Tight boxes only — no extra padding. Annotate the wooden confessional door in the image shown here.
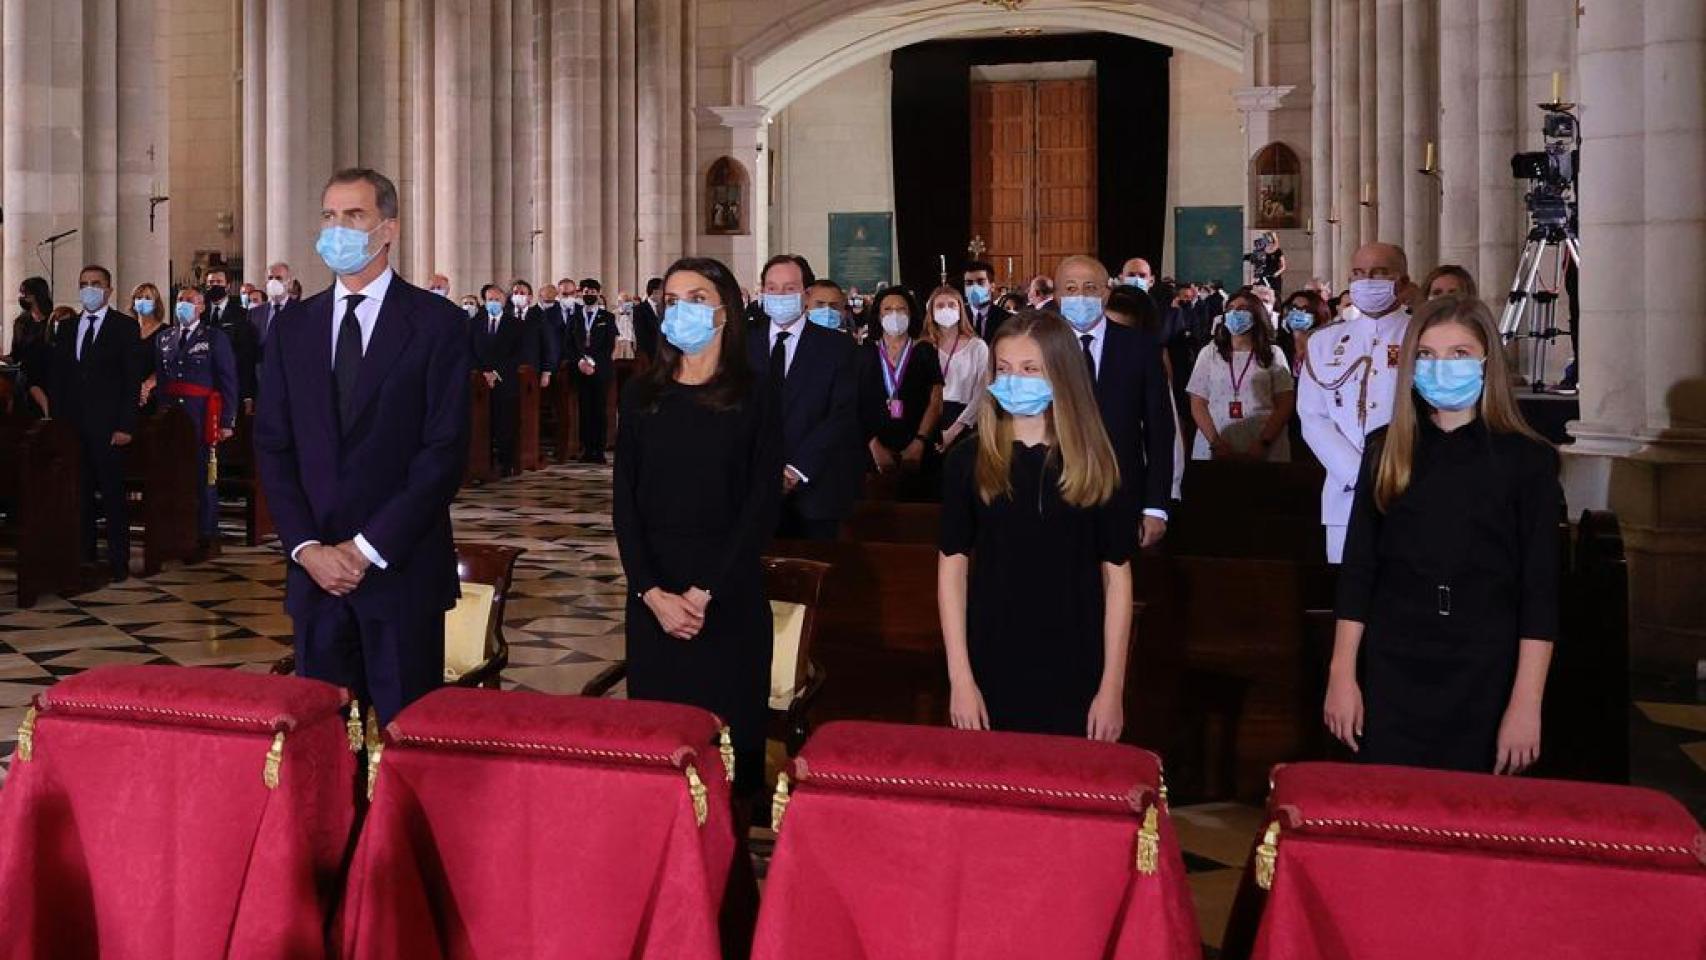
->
[970,78,1098,287]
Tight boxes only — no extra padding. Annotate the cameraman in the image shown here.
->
[1244,231,1288,296]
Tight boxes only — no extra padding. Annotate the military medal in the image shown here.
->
[1387,344,1400,368]
[879,340,914,421]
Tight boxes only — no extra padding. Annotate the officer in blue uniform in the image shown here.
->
[157,286,239,551]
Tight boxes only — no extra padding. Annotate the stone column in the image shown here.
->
[1331,0,1360,277]
[1475,0,1519,311]
[266,0,336,290]
[1310,0,1333,283]
[1401,0,1437,274]
[114,0,169,293]
[242,0,267,279]
[530,0,553,283]
[615,0,639,290]
[432,0,470,288]
[1357,0,1377,241]
[1373,0,1404,241]
[409,0,438,284]
[1436,0,1478,268]
[3,0,88,309]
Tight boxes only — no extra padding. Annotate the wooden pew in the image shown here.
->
[1170,459,1327,561]
[464,370,494,486]
[0,417,83,607]
[217,408,275,546]
[550,362,579,464]
[517,365,542,471]
[126,408,199,575]
[839,500,941,545]
[1536,512,1630,784]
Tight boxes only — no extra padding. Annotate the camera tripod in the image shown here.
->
[1499,223,1580,392]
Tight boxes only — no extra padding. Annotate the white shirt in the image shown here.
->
[290,267,396,571]
[768,318,804,376]
[1185,344,1294,462]
[76,305,111,359]
[935,332,989,427]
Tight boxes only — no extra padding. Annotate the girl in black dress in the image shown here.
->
[938,310,1135,739]
[857,285,943,498]
[1326,295,1560,774]
[614,257,780,797]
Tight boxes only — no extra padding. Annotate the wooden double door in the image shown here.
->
[970,78,1098,287]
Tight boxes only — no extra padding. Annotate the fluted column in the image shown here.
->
[1436,0,1478,268]
[242,0,267,279]
[1401,0,1437,273]
[1310,0,1333,283]
[1475,0,1519,308]
[1373,0,1403,241]
[1357,0,1377,241]
[1331,0,1360,277]
[432,0,470,288]
[3,0,87,310]
[113,0,169,295]
[615,0,639,289]
[265,0,336,290]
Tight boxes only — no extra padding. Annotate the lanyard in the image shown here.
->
[1227,350,1257,398]
[880,340,914,400]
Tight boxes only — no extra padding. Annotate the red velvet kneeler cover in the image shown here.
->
[751,721,1201,960]
[336,687,735,960]
[1239,762,1706,960]
[0,664,358,959]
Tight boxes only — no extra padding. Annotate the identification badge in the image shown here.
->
[1228,400,1244,419]
[888,398,904,419]
[1387,344,1400,368]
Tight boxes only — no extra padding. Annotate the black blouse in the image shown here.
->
[857,338,943,452]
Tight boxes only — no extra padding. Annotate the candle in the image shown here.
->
[1551,70,1562,103]
[1362,182,1372,204]
[939,253,946,276]
[1006,256,1014,277]
[1306,216,1314,233]
[1424,140,1435,171]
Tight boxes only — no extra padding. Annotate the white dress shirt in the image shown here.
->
[75,304,111,359]
[290,268,396,571]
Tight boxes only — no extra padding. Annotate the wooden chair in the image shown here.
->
[217,408,276,546]
[272,542,524,689]
[126,408,199,575]
[581,557,834,757]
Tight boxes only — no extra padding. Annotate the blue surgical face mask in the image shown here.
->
[1059,295,1103,332]
[964,283,991,308]
[1413,356,1486,412]
[134,298,156,317]
[762,292,803,326]
[662,300,722,355]
[78,286,106,313]
[1223,309,1255,336]
[988,374,1054,417]
[484,300,503,319]
[1122,275,1152,292]
[807,306,842,330]
[174,301,197,324]
[239,293,253,310]
[1284,308,1313,332]
[315,222,386,276]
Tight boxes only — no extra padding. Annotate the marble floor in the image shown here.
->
[0,462,1701,956]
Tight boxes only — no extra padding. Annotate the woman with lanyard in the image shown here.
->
[920,284,988,453]
[857,284,943,496]
[1185,288,1295,462]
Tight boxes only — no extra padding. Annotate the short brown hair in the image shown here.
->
[324,168,399,219]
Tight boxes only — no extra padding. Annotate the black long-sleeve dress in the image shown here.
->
[1336,408,1561,772]
[614,375,781,796]
[939,440,1137,736]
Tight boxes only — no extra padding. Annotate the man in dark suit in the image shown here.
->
[255,167,470,725]
[530,281,566,389]
[569,277,617,464]
[204,267,260,410]
[470,283,533,475]
[50,264,142,580]
[748,255,861,540]
[632,276,663,362]
[962,259,1012,342]
[249,261,294,389]
[1053,255,1175,549]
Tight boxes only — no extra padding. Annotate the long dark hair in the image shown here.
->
[18,276,52,319]
[633,257,753,411]
[1213,288,1278,368]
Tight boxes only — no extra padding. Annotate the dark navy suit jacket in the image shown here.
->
[747,320,861,522]
[1095,319,1176,513]
[255,271,471,622]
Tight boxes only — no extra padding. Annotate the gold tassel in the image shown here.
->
[364,712,381,754]
[718,727,736,782]
[1135,805,1160,875]
[364,713,383,801]
[685,764,708,827]
[346,701,363,753]
[207,447,218,486]
[771,772,792,833]
[263,731,285,789]
[1255,820,1281,890]
[16,706,37,763]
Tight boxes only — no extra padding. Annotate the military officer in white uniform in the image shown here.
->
[1297,242,1414,563]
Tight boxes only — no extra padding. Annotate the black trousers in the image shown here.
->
[77,428,129,575]
[578,370,611,456]
[491,382,520,471]
[293,598,445,726]
[777,498,841,541]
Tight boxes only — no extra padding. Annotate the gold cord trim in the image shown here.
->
[391,732,687,769]
[365,713,383,801]
[44,697,277,730]
[16,706,37,762]
[718,726,736,782]
[262,731,285,789]
[1255,821,1280,890]
[686,764,708,827]
[1295,816,1695,858]
[346,701,363,753]
[806,769,1136,806]
[1135,805,1160,875]
[772,772,792,833]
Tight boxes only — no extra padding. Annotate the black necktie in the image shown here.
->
[335,295,365,427]
[771,331,791,388]
[209,304,221,327]
[1082,334,1096,382]
[80,318,96,362]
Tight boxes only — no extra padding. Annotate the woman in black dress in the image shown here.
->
[857,285,943,499]
[614,257,780,798]
[129,282,167,414]
[11,276,54,418]
[938,310,1135,739]
[1326,295,1560,774]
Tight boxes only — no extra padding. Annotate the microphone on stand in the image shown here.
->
[39,228,79,246]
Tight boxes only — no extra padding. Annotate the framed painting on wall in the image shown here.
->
[706,156,749,236]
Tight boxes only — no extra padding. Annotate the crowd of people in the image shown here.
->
[0,166,1563,795]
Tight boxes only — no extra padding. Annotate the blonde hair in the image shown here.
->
[921,285,976,346]
[1374,295,1547,511]
[130,283,164,321]
[974,310,1120,509]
